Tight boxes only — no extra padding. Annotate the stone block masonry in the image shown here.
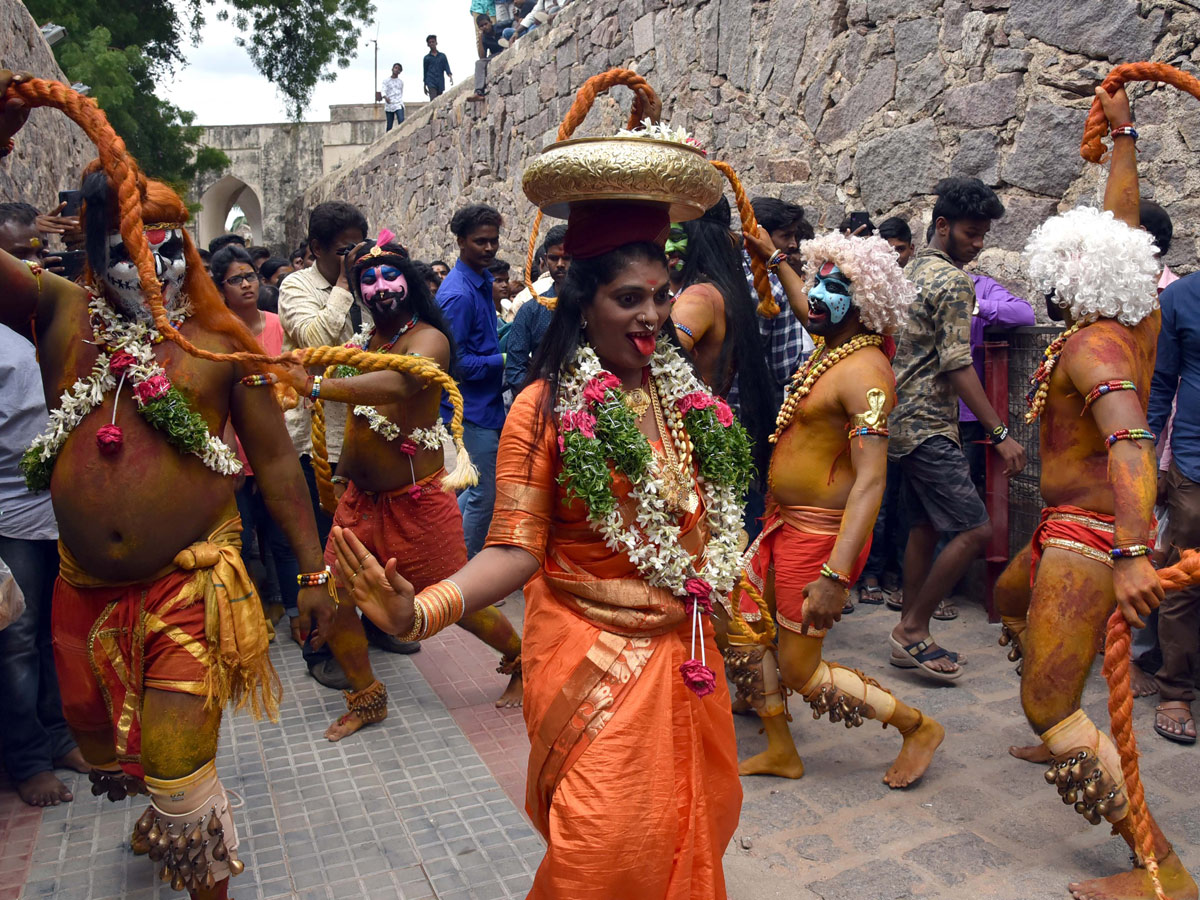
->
[288,0,1200,294]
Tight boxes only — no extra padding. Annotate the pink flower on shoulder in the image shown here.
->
[677,391,715,416]
[713,399,734,428]
[560,409,597,439]
[132,374,171,405]
[583,374,619,406]
[679,659,717,698]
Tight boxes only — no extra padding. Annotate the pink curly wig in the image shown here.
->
[800,232,918,335]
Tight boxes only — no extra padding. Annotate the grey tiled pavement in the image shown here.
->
[20,635,543,900]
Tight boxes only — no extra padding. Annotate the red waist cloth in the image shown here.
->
[324,468,467,592]
[738,503,870,637]
[1030,504,1156,586]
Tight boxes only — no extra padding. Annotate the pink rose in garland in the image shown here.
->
[582,372,621,406]
[560,409,597,439]
[683,576,714,614]
[677,391,716,416]
[95,424,124,456]
[399,438,418,457]
[108,351,137,377]
[713,398,734,428]
[133,374,171,405]
[679,659,717,698]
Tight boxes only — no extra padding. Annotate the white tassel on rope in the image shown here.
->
[442,435,479,490]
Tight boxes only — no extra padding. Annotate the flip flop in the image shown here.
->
[885,589,904,611]
[858,585,886,605]
[842,597,855,615]
[933,599,958,621]
[888,636,962,683]
[1154,702,1197,745]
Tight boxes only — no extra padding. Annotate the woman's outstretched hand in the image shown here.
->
[330,525,417,636]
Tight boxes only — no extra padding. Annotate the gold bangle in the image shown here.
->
[396,599,426,642]
[407,579,465,641]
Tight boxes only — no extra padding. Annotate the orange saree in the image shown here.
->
[486,383,742,900]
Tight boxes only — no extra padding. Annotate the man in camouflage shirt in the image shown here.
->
[888,177,1027,683]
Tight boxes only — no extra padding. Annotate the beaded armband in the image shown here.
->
[1083,380,1137,412]
[297,567,332,587]
[1104,428,1155,449]
[820,563,852,588]
[848,425,888,440]
[1110,125,1139,141]
[309,375,323,399]
[1110,544,1152,560]
[239,374,274,387]
[675,322,694,339]
[397,579,465,642]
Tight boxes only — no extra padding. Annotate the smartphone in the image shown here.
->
[847,211,874,235]
[57,250,87,279]
[59,190,83,217]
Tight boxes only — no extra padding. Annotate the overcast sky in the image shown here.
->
[161,4,477,125]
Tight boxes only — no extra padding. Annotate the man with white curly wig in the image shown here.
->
[723,227,945,788]
[990,86,1195,900]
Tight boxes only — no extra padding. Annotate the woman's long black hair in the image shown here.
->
[526,241,689,438]
[677,196,774,479]
[348,241,459,375]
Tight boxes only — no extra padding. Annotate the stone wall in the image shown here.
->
[0,0,96,212]
[288,0,1200,292]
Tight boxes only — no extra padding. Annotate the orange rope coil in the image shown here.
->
[3,76,476,501]
[524,68,659,308]
[710,160,775,317]
[1081,62,1200,163]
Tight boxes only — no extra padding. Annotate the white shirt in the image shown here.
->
[382,76,405,112]
[277,265,372,462]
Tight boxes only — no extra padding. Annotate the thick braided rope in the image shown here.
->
[1102,611,1167,900]
[301,347,479,509]
[726,573,776,645]
[710,160,775,317]
[1082,62,1200,162]
[525,68,659,308]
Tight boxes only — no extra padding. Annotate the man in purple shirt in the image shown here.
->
[959,274,1036,491]
[438,204,506,556]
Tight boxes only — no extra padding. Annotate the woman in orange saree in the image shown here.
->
[331,189,748,897]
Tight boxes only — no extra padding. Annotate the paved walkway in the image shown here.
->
[2,594,1198,900]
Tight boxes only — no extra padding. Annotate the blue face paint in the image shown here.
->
[808,262,853,325]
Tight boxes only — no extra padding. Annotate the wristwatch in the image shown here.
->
[987,423,1010,445]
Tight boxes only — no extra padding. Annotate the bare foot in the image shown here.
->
[1068,850,1197,899]
[17,770,73,807]
[1009,742,1053,764]
[1131,663,1158,698]
[325,708,386,742]
[54,747,91,774]
[495,673,524,708]
[884,716,945,788]
[738,746,805,779]
[730,697,757,717]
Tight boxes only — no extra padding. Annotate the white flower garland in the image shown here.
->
[616,118,705,153]
[24,296,242,479]
[343,326,449,446]
[554,338,744,606]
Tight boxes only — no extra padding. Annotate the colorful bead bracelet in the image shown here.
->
[297,567,332,587]
[1105,428,1155,449]
[1110,544,1152,560]
[820,563,852,587]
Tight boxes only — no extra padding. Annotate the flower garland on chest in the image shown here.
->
[20,294,242,492]
[555,336,753,696]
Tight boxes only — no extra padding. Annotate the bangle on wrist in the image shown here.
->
[765,249,788,271]
[309,374,323,400]
[397,579,465,641]
[1110,543,1151,561]
[820,562,852,588]
[1110,124,1139,141]
[297,566,332,587]
[988,424,1009,445]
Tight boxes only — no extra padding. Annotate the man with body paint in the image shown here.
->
[724,227,945,787]
[279,240,525,713]
[991,87,1196,900]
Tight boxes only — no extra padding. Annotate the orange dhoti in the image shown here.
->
[487,385,742,900]
[323,469,468,592]
[738,503,871,636]
[51,516,279,779]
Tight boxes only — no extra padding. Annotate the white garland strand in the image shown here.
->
[25,296,242,478]
[342,328,450,448]
[555,337,744,611]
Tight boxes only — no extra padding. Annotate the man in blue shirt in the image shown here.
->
[504,224,570,396]
[423,35,453,100]
[439,204,505,557]
[1148,271,1200,743]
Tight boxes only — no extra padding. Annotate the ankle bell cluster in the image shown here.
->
[135,802,244,892]
[1043,749,1129,826]
[88,768,147,802]
[722,644,768,707]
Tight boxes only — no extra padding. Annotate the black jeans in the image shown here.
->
[385,108,405,130]
[0,536,76,781]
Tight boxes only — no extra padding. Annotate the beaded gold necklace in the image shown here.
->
[1024,318,1092,423]
[770,333,885,443]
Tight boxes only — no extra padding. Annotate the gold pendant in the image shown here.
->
[624,388,651,418]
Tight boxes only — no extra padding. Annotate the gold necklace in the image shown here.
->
[771,333,885,443]
[649,378,699,515]
[624,386,651,418]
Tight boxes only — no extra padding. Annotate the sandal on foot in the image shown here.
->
[885,590,904,611]
[858,584,885,605]
[1154,702,1196,744]
[888,636,962,683]
[842,596,855,615]
[932,599,958,621]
